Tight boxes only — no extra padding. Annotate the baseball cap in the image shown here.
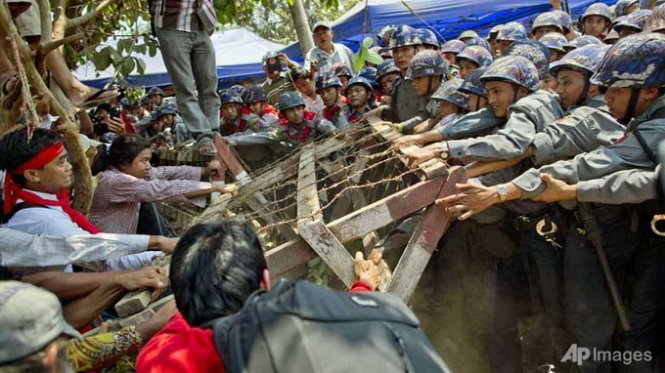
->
[312,21,332,32]
[0,281,81,364]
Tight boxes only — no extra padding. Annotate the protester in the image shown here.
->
[289,66,325,115]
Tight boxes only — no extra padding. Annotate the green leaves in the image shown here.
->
[353,37,383,71]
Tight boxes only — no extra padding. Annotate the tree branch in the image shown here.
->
[37,32,84,55]
[67,0,114,29]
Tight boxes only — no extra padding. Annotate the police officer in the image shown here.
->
[580,2,614,38]
[456,45,493,79]
[345,76,376,124]
[219,90,246,136]
[155,102,191,144]
[540,32,569,62]
[441,33,665,372]
[532,11,567,40]
[495,22,529,56]
[419,79,468,132]
[147,86,165,108]
[316,72,351,129]
[241,85,281,130]
[440,39,466,66]
[376,59,401,105]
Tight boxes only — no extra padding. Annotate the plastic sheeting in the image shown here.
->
[76,28,284,88]
[80,1,618,89]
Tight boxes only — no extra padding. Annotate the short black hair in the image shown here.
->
[91,134,150,175]
[0,127,62,185]
[169,219,267,326]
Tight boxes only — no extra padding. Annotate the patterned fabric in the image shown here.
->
[565,35,602,50]
[376,59,400,79]
[481,55,541,92]
[416,28,440,48]
[220,91,243,106]
[242,86,268,104]
[614,0,639,17]
[261,75,295,106]
[614,9,653,31]
[149,0,217,33]
[65,326,143,372]
[358,67,378,87]
[504,39,550,79]
[457,46,493,68]
[345,76,374,96]
[278,91,306,111]
[540,32,569,53]
[590,33,665,88]
[487,24,503,39]
[405,50,448,79]
[459,67,489,97]
[463,36,492,53]
[582,2,614,23]
[89,166,205,234]
[646,7,665,32]
[431,79,468,109]
[389,25,421,49]
[551,10,574,33]
[496,22,528,42]
[550,44,611,76]
[532,12,565,34]
[315,72,342,91]
[440,39,466,54]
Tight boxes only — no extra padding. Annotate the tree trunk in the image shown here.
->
[288,0,314,57]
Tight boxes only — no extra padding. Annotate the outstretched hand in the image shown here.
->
[436,182,499,220]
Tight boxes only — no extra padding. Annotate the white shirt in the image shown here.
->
[2,190,160,271]
[304,43,355,74]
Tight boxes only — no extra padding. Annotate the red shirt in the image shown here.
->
[136,281,372,373]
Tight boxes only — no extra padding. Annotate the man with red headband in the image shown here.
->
[0,127,158,271]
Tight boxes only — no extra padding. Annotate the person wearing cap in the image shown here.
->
[531,11,566,40]
[614,0,641,17]
[539,32,569,62]
[154,103,191,144]
[487,24,504,58]
[260,51,296,106]
[366,25,429,126]
[504,39,557,93]
[316,72,351,129]
[139,96,154,118]
[416,28,441,50]
[345,76,377,124]
[218,90,245,136]
[304,21,355,75]
[614,8,653,37]
[288,66,325,115]
[335,65,353,90]
[147,87,165,108]
[376,59,401,105]
[0,280,177,372]
[441,33,665,372]
[241,85,281,131]
[456,45,493,79]
[580,2,614,38]
[414,79,468,133]
[459,30,479,42]
[439,39,466,66]
[495,22,529,56]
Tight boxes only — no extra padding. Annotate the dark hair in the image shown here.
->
[91,134,150,175]
[0,127,62,185]
[169,219,267,326]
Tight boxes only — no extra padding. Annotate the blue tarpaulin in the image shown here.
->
[81,0,617,89]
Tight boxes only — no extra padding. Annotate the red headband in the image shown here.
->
[13,143,65,174]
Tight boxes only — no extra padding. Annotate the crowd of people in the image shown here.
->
[1,0,665,372]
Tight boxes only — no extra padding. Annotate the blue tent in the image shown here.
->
[281,0,617,59]
[81,0,617,88]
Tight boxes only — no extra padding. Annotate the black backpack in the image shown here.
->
[203,279,449,373]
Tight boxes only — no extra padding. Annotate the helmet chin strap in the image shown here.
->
[576,76,591,107]
[426,76,434,96]
[620,88,640,125]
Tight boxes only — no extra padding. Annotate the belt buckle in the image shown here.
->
[650,214,665,237]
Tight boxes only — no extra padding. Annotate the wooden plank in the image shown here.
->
[265,176,447,278]
[214,133,250,184]
[187,193,233,228]
[296,144,320,221]
[298,220,356,287]
[114,289,152,317]
[385,166,467,302]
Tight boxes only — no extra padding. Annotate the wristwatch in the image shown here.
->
[439,142,449,160]
[497,184,508,202]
